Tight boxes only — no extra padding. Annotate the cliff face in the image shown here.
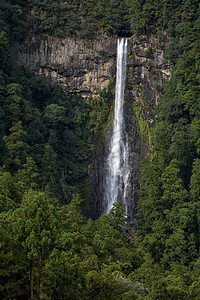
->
[124,35,172,223]
[13,35,116,97]
[89,35,172,223]
[14,34,171,222]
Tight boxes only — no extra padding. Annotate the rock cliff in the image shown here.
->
[125,35,172,223]
[89,35,172,223]
[14,34,171,222]
[13,35,116,97]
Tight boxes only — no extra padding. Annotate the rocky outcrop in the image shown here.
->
[14,34,172,223]
[13,35,116,97]
[127,35,171,117]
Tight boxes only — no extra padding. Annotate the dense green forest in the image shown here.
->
[1,0,200,299]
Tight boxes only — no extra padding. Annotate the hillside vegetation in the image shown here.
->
[1,0,200,299]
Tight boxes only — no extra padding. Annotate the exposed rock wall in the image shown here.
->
[13,35,116,97]
[14,34,172,223]
[124,35,172,223]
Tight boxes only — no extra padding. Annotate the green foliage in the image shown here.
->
[18,191,61,259]
[0,40,113,201]
[3,121,28,170]
[88,87,113,148]
[0,191,146,299]
[0,169,23,212]
[1,0,200,40]
[23,0,131,38]
[0,2,25,40]
[1,0,200,299]
[136,2,200,298]
[0,31,12,77]
[108,202,128,230]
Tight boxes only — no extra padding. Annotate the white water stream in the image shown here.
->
[104,38,129,215]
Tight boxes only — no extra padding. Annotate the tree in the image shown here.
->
[0,31,12,76]
[15,191,61,299]
[108,201,128,230]
[161,159,188,209]
[40,144,58,195]
[0,169,23,213]
[0,209,29,299]
[3,121,28,171]
[190,158,200,202]
[5,83,24,126]
[16,156,39,191]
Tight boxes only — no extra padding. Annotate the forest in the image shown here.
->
[1,0,200,299]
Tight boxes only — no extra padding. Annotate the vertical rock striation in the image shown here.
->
[13,35,116,97]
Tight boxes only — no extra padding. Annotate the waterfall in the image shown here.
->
[103,38,129,215]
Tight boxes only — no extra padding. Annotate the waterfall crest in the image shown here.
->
[103,38,129,215]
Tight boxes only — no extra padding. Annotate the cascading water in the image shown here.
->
[103,38,129,215]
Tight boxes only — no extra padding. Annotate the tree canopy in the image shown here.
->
[1,0,200,299]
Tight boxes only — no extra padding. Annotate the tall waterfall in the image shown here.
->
[104,38,129,215]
